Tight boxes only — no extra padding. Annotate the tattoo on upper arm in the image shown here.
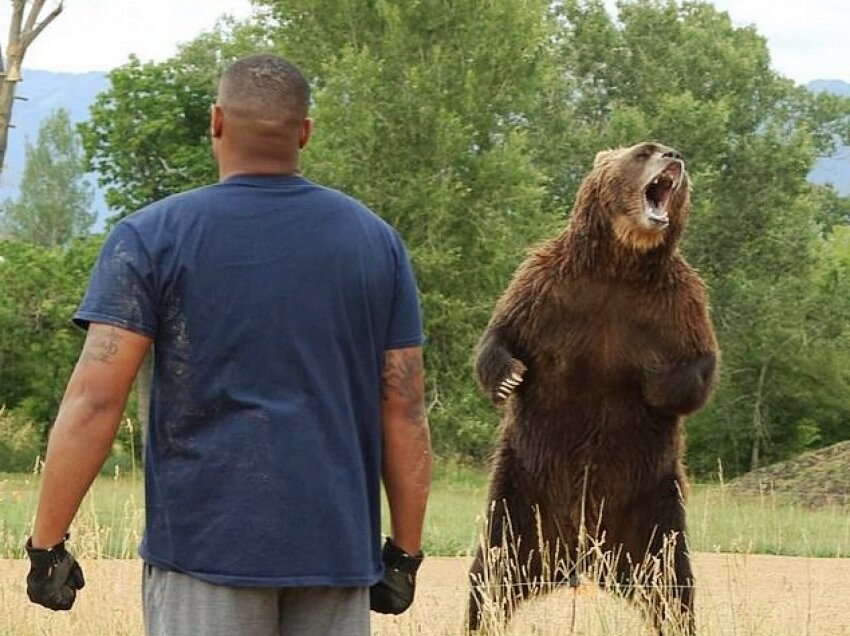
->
[381,348,425,423]
[80,326,123,365]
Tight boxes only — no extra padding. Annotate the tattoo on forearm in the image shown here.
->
[80,326,123,365]
[382,349,426,423]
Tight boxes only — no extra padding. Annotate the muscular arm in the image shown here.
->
[31,324,152,548]
[380,346,431,555]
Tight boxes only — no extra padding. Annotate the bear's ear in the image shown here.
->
[594,149,613,167]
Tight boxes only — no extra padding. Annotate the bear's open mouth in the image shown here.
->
[643,163,681,226]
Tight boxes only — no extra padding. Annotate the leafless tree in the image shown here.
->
[0,0,63,175]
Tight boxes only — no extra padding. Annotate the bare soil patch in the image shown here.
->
[1,554,849,635]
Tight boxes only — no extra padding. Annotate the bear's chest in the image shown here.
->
[533,283,678,383]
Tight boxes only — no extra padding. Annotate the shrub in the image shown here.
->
[0,407,42,472]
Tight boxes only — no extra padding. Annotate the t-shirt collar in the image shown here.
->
[221,173,310,187]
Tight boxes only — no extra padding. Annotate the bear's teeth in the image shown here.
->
[652,177,659,185]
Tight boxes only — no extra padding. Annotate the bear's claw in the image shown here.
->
[495,369,525,402]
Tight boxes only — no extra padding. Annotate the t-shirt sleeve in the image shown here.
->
[385,232,423,350]
[73,221,158,337]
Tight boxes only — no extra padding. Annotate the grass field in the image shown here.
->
[1,460,848,559]
[1,461,849,635]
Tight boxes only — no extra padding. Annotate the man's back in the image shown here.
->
[75,174,422,586]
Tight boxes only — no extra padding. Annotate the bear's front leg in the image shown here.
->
[642,352,716,416]
[474,329,527,406]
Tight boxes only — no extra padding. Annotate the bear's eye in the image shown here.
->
[635,148,653,161]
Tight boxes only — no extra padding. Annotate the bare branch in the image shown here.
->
[23,0,49,36]
[22,2,63,50]
[0,0,64,176]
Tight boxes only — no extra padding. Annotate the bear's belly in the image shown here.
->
[508,375,681,511]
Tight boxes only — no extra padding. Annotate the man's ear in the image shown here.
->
[299,117,314,149]
[210,104,224,139]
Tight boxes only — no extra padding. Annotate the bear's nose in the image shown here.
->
[662,148,684,161]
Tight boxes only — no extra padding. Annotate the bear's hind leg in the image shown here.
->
[467,505,562,633]
[615,475,695,635]
[467,455,566,632]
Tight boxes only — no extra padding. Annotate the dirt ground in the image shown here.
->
[1,554,849,635]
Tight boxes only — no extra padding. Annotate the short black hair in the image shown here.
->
[217,54,310,120]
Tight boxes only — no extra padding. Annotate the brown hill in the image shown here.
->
[730,441,850,508]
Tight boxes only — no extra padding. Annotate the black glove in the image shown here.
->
[25,534,85,611]
[370,537,424,615]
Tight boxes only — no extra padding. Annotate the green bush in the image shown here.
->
[0,407,42,472]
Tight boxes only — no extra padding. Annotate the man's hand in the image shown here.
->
[370,537,424,615]
[25,535,85,611]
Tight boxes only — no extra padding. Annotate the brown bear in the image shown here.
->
[467,141,718,634]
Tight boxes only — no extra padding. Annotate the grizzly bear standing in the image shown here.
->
[468,142,717,634]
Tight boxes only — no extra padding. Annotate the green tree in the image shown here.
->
[274,0,559,455]
[79,0,850,471]
[543,0,850,476]
[81,19,271,218]
[0,237,99,429]
[0,236,143,470]
[82,2,560,458]
[1,108,94,247]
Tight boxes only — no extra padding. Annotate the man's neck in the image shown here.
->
[218,157,300,182]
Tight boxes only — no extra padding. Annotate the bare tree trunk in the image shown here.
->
[0,0,63,174]
[749,361,769,471]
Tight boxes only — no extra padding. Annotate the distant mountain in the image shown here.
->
[0,69,109,227]
[807,79,850,97]
[807,79,850,195]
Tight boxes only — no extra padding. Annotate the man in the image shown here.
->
[26,54,431,636]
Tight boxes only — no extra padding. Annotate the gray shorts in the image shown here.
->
[142,563,370,636]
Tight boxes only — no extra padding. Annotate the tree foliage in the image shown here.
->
[65,0,850,475]
[513,0,850,475]
[1,108,94,247]
[0,236,142,469]
[83,2,559,457]
[80,20,273,218]
[0,237,99,428]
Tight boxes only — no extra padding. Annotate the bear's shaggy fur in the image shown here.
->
[468,142,718,634]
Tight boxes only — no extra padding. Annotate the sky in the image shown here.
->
[0,0,847,84]
[0,0,254,73]
[698,0,848,84]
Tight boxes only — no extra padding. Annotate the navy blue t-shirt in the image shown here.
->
[74,174,423,587]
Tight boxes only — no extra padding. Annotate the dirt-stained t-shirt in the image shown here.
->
[74,174,423,587]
